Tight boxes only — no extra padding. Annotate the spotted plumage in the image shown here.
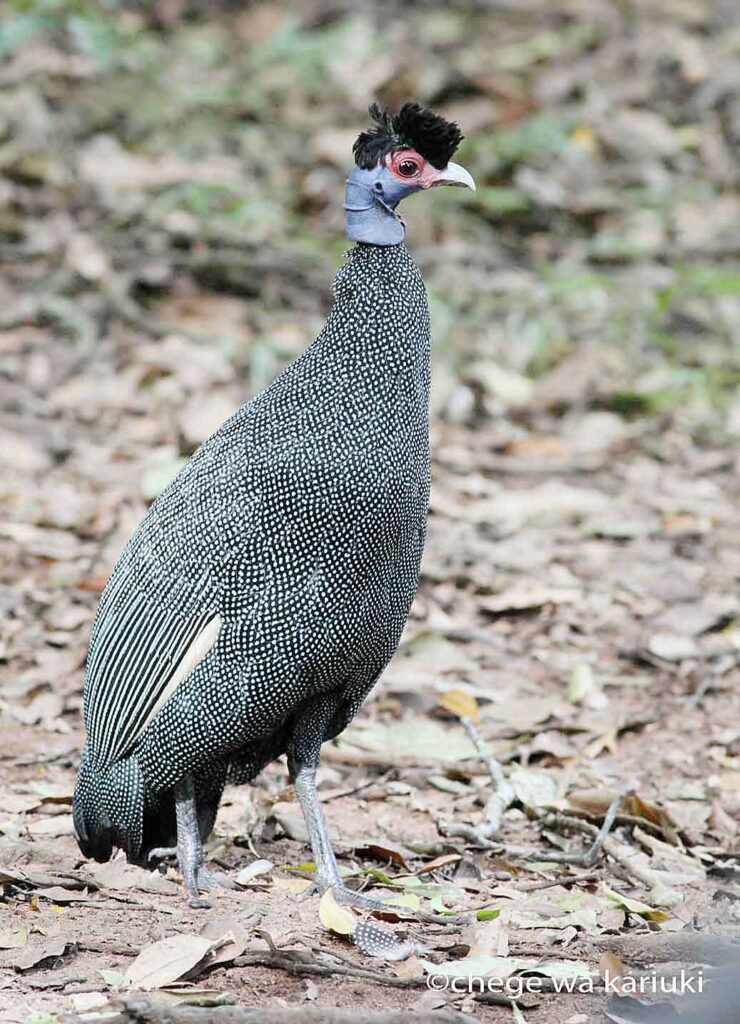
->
[73,104,473,907]
[75,244,429,857]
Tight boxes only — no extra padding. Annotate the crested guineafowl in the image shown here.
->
[73,102,475,908]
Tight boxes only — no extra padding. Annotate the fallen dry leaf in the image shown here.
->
[0,925,27,949]
[235,859,274,886]
[318,888,357,937]
[123,934,216,991]
[14,936,70,971]
[200,916,250,967]
[439,689,480,722]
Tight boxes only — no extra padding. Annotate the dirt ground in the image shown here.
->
[1,1,740,1022]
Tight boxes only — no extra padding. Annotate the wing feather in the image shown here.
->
[84,563,220,769]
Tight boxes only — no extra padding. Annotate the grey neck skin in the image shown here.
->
[344,165,405,246]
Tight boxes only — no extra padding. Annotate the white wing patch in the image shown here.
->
[84,563,222,769]
[133,612,222,745]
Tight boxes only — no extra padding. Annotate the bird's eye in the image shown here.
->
[397,159,420,177]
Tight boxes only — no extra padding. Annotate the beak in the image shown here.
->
[437,161,476,191]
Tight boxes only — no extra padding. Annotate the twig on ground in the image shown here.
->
[77,998,481,1024]
[230,949,515,1007]
[381,906,461,925]
[516,870,600,892]
[461,716,510,804]
[532,812,656,887]
[565,807,676,839]
[83,894,178,915]
[320,773,389,803]
[599,834,668,890]
[532,795,624,868]
[323,746,462,770]
[77,941,140,957]
[527,804,677,894]
[436,821,502,848]
[439,716,516,846]
[439,717,624,869]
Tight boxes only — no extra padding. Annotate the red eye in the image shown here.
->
[397,158,420,177]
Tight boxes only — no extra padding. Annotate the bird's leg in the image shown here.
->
[150,776,223,908]
[292,761,422,961]
[293,765,342,892]
[292,764,390,912]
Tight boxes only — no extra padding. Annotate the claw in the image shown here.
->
[186,867,225,909]
[297,881,319,902]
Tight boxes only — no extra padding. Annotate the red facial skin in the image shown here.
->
[385,149,448,188]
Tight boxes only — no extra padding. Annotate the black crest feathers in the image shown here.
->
[353,102,464,170]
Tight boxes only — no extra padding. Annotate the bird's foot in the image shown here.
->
[183,864,226,909]
[300,877,410,915]
[148,847,224,907]
[332,884,404,914]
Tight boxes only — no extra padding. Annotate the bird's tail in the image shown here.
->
[73,750,147,863]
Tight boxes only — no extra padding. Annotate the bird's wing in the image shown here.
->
[83,560,221,770]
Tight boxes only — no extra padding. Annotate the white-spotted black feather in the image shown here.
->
[73,243,431,864]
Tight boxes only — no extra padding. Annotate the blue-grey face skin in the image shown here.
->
[344,164,410,246]
[344,159,475,247]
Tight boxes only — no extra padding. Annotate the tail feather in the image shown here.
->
[73,751,146,863]
[73,752,226,866]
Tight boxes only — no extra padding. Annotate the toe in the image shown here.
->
[148,846,177,862]
[333,886,396,913]
[197,867,227,892]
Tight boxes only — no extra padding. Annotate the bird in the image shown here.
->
[72,102,475,909]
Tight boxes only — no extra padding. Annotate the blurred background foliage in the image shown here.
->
[1,0,739,445]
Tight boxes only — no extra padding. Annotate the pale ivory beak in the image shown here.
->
[438,161,476,190]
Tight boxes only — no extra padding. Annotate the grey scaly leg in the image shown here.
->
[293,763,420,960]
[149,776,223,908]
[174,776,210,908]
[293,765,342,892]
[293,764,389,911]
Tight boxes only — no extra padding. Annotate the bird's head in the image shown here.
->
[345,102,475,246]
